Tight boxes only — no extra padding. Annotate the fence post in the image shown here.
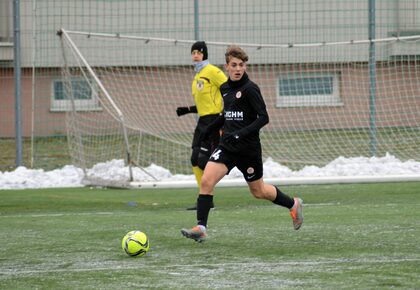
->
[13,0,23,167]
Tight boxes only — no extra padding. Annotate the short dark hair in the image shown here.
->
[225,45,248,63]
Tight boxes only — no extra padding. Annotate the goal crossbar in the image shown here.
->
[60,28,420,49]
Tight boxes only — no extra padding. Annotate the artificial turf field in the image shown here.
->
[0,182,419,289]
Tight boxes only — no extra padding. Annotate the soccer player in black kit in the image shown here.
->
[181,45,303,242]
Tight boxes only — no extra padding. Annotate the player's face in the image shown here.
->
[225,57,246,81]
[191,50,204,62]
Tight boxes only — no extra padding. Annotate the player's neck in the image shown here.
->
[228,72,248,87]
[193,60,209,72]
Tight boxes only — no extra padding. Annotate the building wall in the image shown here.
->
[2,62,419,138]
[5,0,420,68]
[0,1,12,42]
[1,0,419,139]
[0,68,67,138]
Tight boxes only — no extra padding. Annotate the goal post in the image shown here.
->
[58,28,420,187]
[58,29,134,183]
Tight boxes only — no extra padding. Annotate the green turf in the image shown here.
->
[0,182,419,289]
[2,126,420,172]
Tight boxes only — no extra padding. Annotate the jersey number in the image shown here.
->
[211,149,222,160]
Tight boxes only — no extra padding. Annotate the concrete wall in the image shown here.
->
[7,0,420,67]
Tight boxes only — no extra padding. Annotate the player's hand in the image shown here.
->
[224,132,241,144]
[176,107,190,116]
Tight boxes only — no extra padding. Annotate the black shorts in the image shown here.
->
[209,145,263,182]
[192,114,220,156]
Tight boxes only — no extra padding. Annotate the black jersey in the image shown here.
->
[218,72,269,154]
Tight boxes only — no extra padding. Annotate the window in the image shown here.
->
[277,73,342,107]
[51,78,101,111]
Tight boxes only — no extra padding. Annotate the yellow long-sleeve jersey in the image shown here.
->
[192,64,227,117]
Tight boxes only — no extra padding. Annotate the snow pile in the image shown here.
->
[1,153,419,189]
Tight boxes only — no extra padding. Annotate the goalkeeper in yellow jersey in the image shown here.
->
[176,41,227,210]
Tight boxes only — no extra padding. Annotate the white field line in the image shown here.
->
[0,203,398,218]
[1,257,419,276]
[0,212,115,218]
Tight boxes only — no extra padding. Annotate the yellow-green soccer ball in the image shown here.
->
[122,230,150,257]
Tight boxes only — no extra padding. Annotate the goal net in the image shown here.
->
[58,29,420,187]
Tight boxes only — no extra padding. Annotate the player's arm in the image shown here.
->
[199,113,225,142]
[238,85,269,135]
[176,105,198,116]
[207,113,225,131]
[225,86,269,143]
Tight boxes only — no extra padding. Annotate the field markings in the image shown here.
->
[0,212,115,218]
[0,203,346,219]
[0,202,405,219]
[1,257,419,276]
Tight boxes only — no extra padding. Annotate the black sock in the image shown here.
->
[272,186,294,209]
[197,194,213,227]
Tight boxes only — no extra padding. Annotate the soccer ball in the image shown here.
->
[122,230,150,257]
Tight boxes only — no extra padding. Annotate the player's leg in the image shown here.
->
[188,130,218,210]
[187,117,220,210]
[188,124,205,210]
[247,179,294,208]
[188,146,203,210]
[247,178,276,200]
[191,147,203,186]
[191,114,220,187]
[181,161,227,242]
[181,147,230,242]
[247,179,303,230]
[195,120,221,182]
[200,161,228,195]
[238,152,304,230]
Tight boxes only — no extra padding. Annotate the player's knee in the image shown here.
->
[249,184,268,199]
[200,174,215,191]
[250,188,265,199]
